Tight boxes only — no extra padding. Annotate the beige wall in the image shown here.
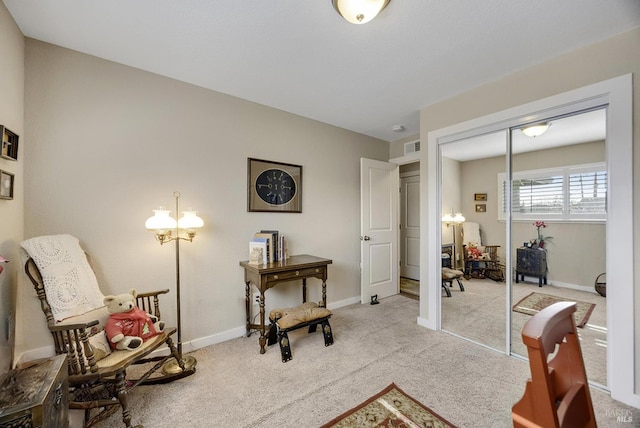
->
[18,39,388,359]
[421,27,640,399]
[449,140,605,287]
[0,2,24,370]
[390,134,420,159]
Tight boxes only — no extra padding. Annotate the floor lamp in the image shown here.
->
[442,212,465,269]
[145,191,203,375]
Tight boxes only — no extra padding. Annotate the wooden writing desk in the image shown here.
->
[239,254,332,354]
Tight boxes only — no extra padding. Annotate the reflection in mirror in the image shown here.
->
[440,131,507,353]
[509,108,608,387]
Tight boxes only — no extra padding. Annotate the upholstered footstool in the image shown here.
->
[441,267,465,297]
[267,302,333,362]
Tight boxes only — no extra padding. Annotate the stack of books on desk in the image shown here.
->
[249,230,287,264]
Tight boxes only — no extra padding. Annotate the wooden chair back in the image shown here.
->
[512,301,596,428]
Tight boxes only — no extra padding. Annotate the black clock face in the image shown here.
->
[255,168,297,206]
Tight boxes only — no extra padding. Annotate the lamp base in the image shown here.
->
[162,355,198,375]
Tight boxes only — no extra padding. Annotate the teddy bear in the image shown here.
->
[104,289,165,351]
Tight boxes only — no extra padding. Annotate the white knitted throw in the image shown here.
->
[21,234,104,321]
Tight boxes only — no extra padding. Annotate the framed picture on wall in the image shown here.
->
[475,203,486,213]
[0,170,14,200]
[247,158,302,213]
[474,193,487,201]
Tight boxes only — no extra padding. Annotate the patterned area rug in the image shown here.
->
[512,292,596,328]
[400,277,419,296]
[321,383,456,428]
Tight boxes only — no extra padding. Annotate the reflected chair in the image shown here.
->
[462,222,503,281]
[441,245,464,297]
[22,234,193,428]
[512,301,596,428]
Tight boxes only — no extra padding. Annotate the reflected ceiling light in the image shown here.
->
[522,122,550,138]
[332,0,391,24]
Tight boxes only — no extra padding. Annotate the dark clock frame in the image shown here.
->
[247,158,302,213]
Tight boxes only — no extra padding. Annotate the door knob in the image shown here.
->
[361,236,371,241]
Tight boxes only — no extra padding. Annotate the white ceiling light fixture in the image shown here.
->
[332,0,391,24]
[522,122,550,138]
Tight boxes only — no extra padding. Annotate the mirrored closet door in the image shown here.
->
[509,109,608,387]
[440,131,507,353]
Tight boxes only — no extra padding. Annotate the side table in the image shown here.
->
[515,247,547,287]
[239,254,332,354]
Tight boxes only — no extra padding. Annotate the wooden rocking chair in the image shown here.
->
[22,235,194,428]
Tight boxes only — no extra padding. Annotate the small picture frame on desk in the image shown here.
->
[0,170,14,200]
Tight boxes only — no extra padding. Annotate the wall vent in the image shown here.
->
[404,141,420,155]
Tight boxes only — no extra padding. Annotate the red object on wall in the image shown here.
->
[0,255,8,274]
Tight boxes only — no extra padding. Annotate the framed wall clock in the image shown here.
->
[247,158,302,213]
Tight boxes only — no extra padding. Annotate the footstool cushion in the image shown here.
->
[442,267,464,280]
[269,302,331,329]
[441,267,465,294]
[268,302,333,362]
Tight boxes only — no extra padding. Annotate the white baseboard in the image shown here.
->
[516,276,597,294]
[417,316,435,330]
[327,296,360,309]
[187,325,246,352]
[547,280,598,294]
[16,297,364,364]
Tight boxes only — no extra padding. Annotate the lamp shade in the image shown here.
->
[178,210,204,231]
[145,208,177,231]
[453,212,465,223]
[442,213,454,223]
[332,0,390,24]
[522,123,550,137]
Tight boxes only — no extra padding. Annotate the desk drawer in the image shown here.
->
[267,266,325,282]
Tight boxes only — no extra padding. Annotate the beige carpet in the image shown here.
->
[91,294,637,428]
[512,291,596,328]
[441,278,609,387]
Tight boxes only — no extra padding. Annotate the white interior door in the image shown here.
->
[360,158,399,304]
[400,173,420,280]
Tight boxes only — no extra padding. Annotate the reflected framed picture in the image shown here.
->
[247,158,302,213]
[474,193,487,201]
[0,170,14,200]
[475,203,486,213]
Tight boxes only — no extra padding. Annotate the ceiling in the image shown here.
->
[4,0,640,142]
[441,109,607,162]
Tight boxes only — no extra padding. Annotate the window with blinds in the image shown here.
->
[498,162,607,221]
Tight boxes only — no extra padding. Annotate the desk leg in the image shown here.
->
[244,281,251,337]
[258,291,266,354]
[302,278,307,303]
[321,280,327,308]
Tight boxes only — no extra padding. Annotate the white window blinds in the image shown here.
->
[498,162,606,222]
